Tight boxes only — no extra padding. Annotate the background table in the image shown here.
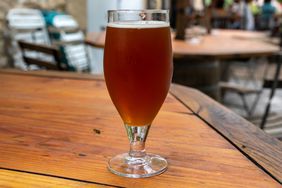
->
[85,29,280,100]
[0,70,281,187]
[85,29,279,58]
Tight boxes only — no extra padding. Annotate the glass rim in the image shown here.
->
[107,9,169,14]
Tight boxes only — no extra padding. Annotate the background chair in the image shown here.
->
[260,54,282,129]
[6,8,50,69]
[18,40,65,71]
[46,14,90,72]
[219,58,266,118]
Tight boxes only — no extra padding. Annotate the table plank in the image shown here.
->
[0,72,280,187]
[170,84,282,183]
[0,169,113,188]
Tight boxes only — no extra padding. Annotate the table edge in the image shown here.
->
[0,69,104,81]
[169,84,282,184]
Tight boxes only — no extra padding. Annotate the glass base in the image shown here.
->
[108,153,167,178]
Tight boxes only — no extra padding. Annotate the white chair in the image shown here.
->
[48,14,90,72]
[6,8,50,70]
[52,15,78,28]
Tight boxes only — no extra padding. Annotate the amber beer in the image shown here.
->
[104,21,173,126]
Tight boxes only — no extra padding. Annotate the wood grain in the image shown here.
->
[170,84,282,183]
[0,72,280,187]
[0,169,113,188]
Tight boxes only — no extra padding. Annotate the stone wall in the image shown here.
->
[66,0,86,31]
[0,0,17,67]
[0,0,86,68]
[20,0,87,30]
[19,0,86,29]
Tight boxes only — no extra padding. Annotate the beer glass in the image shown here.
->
[104,10,172,178]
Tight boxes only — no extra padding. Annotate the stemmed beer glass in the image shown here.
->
[104,10,173,178]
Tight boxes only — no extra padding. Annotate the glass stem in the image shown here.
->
[124,124,151,158]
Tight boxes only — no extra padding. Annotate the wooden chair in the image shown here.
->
[260,54,282,129]
[220,57,265,118]
[219,79,262,118]
[220,56,282,121]
[18,40,64,70]
[173,0,235,40]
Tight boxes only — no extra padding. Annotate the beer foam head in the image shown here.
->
[107,21,169,28]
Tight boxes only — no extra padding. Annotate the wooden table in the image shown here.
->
[0,70,281,187]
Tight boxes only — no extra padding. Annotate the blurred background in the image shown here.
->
[0,0,282,139]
